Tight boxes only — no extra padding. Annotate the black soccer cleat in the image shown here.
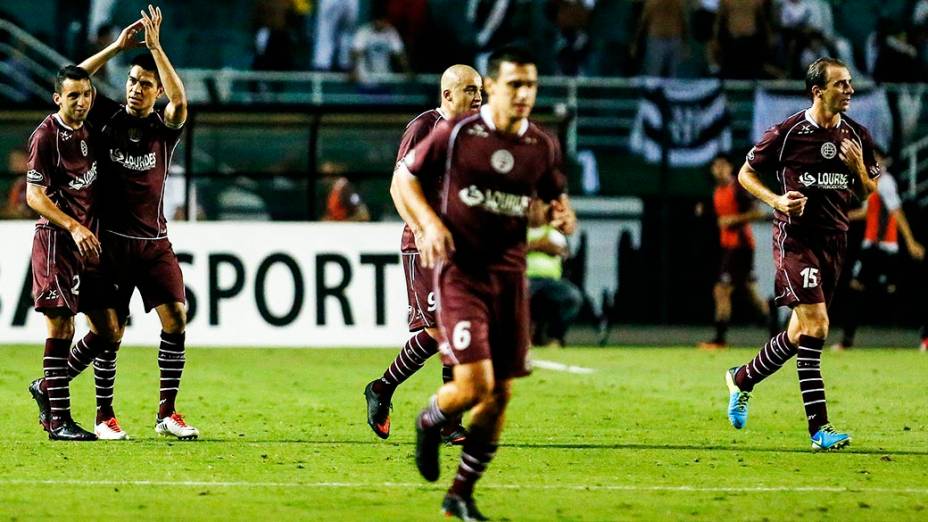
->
[48,418,98,441]
[27,378,51,433]
[440,422,468,446]
[364,380,392,439]
[441,493,489,521]
[414,411,442,482]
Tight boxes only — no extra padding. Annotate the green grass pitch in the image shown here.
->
[0,345,925,520]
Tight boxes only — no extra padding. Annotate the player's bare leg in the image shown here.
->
[33,312,96,440]
[153,301,199,439]
[84,309,127,440]
[701,282,732,349]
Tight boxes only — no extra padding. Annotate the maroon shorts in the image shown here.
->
[402,251,437,331]
[436,263,531,380]
[102,233,186,318]
[31,227,113,315]
[718,247,756,286]
[772,222,846,308]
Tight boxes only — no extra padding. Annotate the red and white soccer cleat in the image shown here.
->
[95,417,129,440]
[155,412,199,440]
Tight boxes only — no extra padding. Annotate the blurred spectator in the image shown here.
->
[350,2,410,85]
[547,0,596,76]
[711,0,774,79]
[311,0,358,71]
[2,148,36,219]
[321,162,369,222]
[632,0,688,77]
[693,0,719,43]
[86,23,119,84]
[468,0,526,73]
[867,18,924,82]
[527,199,583,348]
[386,0,428,70]
[776,0,815,76]
[252,0,298,72]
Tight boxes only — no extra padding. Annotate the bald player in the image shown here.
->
[364,65,482,443]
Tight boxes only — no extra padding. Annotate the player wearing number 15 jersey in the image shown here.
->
[724,58,879,451]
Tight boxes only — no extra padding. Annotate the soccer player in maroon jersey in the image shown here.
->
[363,64,482,444]
[76,5,199,440]
[24,65,114,441]
[698,153,772,350]
[724,58,879,451]
[394,46,576,520]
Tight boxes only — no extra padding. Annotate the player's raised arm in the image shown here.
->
[140,5,187,127]
[393,162,453,268]
[77,20,144,75]
[738,161,807,217]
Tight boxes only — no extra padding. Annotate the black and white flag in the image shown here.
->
[629,79,732,166]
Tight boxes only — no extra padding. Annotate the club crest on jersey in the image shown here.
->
[820,142,837,159]
[490,149,514,174]
[80,140,88,157]
[26,169,44,183]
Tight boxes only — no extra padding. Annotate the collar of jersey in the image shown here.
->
[53,113,79,131]
[804,108,842,129]
[480,105,528,137]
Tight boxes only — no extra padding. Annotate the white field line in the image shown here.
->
[532,359,595,374]
[0,479,926,494]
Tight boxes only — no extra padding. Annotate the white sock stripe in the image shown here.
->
[48,396,70,401]
[406,342,430,360]
[43,356,67,361]
[159,387,179,391]
[386,367,400,382]
[797,368,820,372]
[95,394,114,399]
[798,345,823,353]
[798,378,823,383]
[43,367,67,372]
[45,386,68,391]
[93,367,116,373]
[804,399,827,406]
[400,349,426,367]
[160,338,179,346]
[50,407,69,411]
[755,353,773,373]
[795,358,820,362]
[157,356,186,362]
[462,453,481,465]
[801,388,826,394]
[459,461,479,474]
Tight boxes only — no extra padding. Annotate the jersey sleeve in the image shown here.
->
[25,127,55,187]
[857,125,881,180]
[396,115,435,164]
[537,133,567,202]
[403,120,452,181]
[159,112,184,149]
[746,125,784,176]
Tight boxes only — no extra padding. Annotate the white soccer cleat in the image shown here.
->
[155,412,199,440]
[95,417,129,440]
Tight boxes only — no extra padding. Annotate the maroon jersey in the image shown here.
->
[747,109,879,232]
[89,92,183,239]
[397,108,444,252]
[26,114,99,230]
[405,106,566,271]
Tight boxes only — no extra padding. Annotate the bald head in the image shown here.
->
[440,64,482,117]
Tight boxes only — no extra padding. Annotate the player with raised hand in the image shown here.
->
[394,46,576,520]
[363,64,482,444]
[76,4,198,440]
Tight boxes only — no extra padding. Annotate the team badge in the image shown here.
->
[80,140,88,157]
[490,149,514,174]
[820,142,837,159]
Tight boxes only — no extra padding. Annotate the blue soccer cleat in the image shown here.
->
[725,367,751,429]
[811,424,850,451]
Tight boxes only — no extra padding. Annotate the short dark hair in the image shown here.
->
[486,45,536,79]
[805,57,847,99]
[130,53,161,85]
[54,65,92,94]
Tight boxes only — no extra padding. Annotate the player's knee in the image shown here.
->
[160,304,187,334]
[423,326,441,340]
[798,316,829,338]
[457,378,494,408]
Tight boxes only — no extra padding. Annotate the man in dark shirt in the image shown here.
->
[724,57,879,451]
[394,46,576,520]
[77,6,199,440]
[364,64,482,444]
[24,65,107,441]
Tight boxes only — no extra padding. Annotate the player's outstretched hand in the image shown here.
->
[70,224,102,261]
[419,219,454,268]
[115,19,145,50]
[140,4,163,50]
[549,194,577,235]
[839,138,864,174]
[776,190,807,216]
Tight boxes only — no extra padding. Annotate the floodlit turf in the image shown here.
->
[0,344,925,520]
